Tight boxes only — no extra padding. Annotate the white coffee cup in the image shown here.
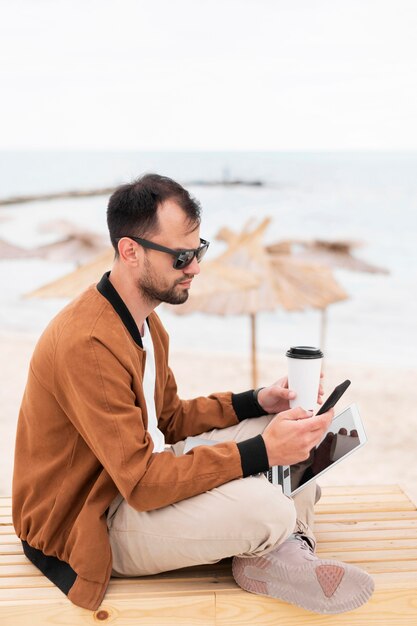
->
[286,346,323,411]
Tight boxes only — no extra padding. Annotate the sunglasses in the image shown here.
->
[118,236,210,270]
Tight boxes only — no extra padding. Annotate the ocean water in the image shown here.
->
[0,151,416,367]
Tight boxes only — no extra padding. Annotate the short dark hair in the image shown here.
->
[107,173,201,254]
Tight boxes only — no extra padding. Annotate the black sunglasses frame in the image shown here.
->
[117,236,210,270]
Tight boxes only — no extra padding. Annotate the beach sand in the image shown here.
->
[2,331,417,504]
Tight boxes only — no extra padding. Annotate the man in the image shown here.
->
[12,174,374,614]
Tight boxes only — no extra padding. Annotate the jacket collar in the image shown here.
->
[96,272,144,348]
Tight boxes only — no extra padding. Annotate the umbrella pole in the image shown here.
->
[250,313,258,388]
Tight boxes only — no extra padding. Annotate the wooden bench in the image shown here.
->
[1,485,417,625]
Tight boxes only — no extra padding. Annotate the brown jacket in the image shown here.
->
[12,273,268,610]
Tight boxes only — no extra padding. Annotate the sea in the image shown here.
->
[0,151,416,368]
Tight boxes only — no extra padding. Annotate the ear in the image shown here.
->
[117,237,141,266]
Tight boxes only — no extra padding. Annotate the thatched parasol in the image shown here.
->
[0,238,40,259]
[266,238,389,275]
[171,218,348,386]
[32,221,109,265]
[26,249,115,300]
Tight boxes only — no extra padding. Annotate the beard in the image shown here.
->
[138,257,192,305]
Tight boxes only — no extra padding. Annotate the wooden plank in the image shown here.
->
[0,564,43,577]
[315,500,416,514]
[316,528,417,541]
[316,548,417,563]
[0,555,31,565]
[317,493,412,506]
[321,485,402,495]
[356,560,417,574]
[315,518,417,532]
[0,544,26,555]
[0,594,216,625]
[0,535,19,544]
[0,576,54,589]
[318,538,417,552]
[314,510,417,522]
[215,586,417,626]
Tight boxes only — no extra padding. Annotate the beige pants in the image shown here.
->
[107,416,318,577]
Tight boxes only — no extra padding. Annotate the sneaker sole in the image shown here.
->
[232,556,375,615]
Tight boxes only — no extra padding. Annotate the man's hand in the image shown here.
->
[257,374,324,414]
[261,406,334,466]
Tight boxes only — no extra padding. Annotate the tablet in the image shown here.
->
[265,403,367,497]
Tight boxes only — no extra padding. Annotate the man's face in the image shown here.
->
[136,199,202,306]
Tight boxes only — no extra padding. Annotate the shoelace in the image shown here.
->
[289,533,315,554]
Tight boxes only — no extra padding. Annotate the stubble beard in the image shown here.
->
[138,258,192,306]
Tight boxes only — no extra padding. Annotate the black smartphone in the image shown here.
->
[316,380,351,415]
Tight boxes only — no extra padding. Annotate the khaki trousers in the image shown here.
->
[107,416,318,577]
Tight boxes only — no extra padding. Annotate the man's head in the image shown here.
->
[107,174,208,306]
[107,173,201,252]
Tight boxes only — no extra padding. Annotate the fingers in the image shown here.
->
[301,408,334,434]
[278,388,295,401]
[281,406,314,421]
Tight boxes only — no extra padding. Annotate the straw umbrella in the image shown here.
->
[266,238,389,275]
[265,237,388,350]
[0,239,38,259]
[170,218,348,387]
[32,221,109,265]
[26,249,115,300]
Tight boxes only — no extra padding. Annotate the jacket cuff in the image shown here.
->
[237,435,269,477]
[232,390,266,421]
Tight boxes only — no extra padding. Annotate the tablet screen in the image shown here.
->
[290,405,365,494]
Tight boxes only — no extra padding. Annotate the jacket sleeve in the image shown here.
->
[158,365,241,443]
[53,333,246,512]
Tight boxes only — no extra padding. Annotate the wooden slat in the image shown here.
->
[0,555,35,566]
[314,510,417,522]
[0,532,20,550]
[215,587,417,626]
[316,534,417,558]
[320,485,402,495]
[315,518,417,531]
[316,549,417,563]
[0,544,25,555]
[315,500,416,514]
[319,491,408,501]
[0,564,43,577]
[316,528,417,541]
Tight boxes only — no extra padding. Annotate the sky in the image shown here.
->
[0,0,416,151]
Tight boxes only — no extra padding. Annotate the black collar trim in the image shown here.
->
[96,272,143,348]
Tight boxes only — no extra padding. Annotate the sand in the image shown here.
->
[2,330,417,503]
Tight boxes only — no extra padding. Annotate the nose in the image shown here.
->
[186,255,201,275]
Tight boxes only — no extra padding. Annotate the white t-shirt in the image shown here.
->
[140,322,166,453]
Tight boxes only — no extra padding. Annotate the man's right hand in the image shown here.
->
[261,406,335,467]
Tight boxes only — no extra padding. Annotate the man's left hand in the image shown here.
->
[257,374,324,415]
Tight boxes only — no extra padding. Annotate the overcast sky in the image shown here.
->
[1,0,416,150]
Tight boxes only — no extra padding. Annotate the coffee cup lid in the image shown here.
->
[286,346,324,359]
